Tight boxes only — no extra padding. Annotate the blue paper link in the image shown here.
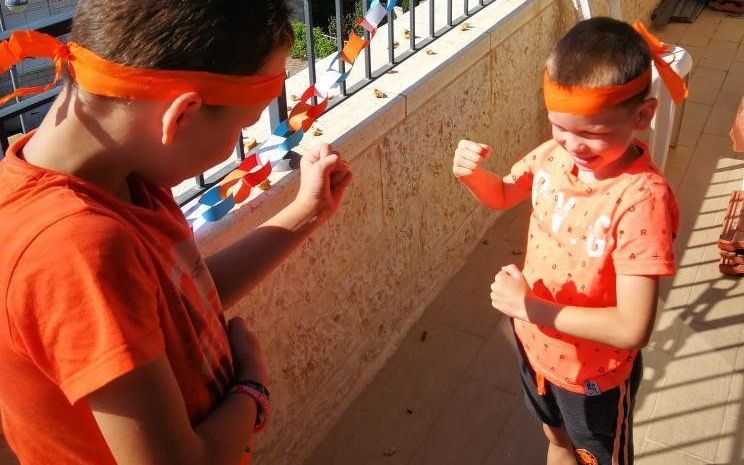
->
[199,185,238,222]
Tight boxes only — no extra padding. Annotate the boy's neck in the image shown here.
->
[21,90,151,203]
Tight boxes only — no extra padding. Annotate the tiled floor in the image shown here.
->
[304,10,744,465]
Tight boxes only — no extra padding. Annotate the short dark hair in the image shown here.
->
[546,17,652,106]
[71,0,293,76]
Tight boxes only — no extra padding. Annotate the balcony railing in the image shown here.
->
[0,0,494,207]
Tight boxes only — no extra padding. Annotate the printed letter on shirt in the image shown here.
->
[586,215,611,258]
[551,191,577,233]
[532,169,551,209]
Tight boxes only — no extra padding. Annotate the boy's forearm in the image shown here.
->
[523,296,647,350]
[205,201,321,308]
[193,394,258,465]
[460,168,508,209]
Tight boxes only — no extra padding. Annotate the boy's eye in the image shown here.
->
[581,129,612,137]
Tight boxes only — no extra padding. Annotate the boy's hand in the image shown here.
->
[453,140,490,179]
[490,264,530,320]
[294,144,352,223]
[228,317,268,385]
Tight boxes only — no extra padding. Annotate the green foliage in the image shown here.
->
[327,0,365,39]
[291,20,337,60]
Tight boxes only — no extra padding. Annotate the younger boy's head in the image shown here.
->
[64,0,293,186]
[545,18,657,175]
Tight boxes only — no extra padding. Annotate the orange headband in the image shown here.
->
[0,30,284,107]
[543,22,688,115]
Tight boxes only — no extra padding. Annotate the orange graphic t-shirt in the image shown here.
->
[0,134,233,464]
[506,139,678,395]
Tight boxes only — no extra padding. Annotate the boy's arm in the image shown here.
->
[453,139,531,209]
[491,265,659,350]
[88,319,265,465]
[204,145,351,308]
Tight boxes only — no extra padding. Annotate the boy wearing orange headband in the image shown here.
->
[0,1,351,465]
[453,18,683,465]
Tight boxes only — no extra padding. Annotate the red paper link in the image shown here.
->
[217,154,272,203]
[341,32,368,65]
[288,85,328,132]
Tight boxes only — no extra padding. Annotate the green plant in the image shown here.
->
[327,0,365,39]
[291,20,337,60]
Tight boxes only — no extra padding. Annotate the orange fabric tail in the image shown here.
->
[633,22,688,105]
[0,31,67,106]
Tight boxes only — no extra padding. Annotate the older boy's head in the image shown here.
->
[58,0,294,186]
[71,0,293,76]
[546,17,652,106]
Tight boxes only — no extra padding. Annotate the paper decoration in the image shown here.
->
[194,0,397,224]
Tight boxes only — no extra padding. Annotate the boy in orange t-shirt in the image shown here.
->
[0,1,350,465]
[453,18,683,465]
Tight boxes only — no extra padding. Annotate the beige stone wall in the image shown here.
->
[193,0,660,464]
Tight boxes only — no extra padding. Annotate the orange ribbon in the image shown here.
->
[633,22,688,105]
[544,22,688,115]
[0,30,285,107]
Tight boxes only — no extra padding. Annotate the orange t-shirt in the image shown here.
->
[0,134,233,464]
[506,139,678,395]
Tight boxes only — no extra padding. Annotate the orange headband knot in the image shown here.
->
[0,30,285,107]
[544,22,688,115]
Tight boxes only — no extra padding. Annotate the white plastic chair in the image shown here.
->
[571,0,693,172]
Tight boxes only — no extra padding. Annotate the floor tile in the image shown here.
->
[687,67,727,105]
[700,39,738,70]
[713,16,744,43]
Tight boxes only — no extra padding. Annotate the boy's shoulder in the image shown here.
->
[614,148,677,207]
[0,164,145,288]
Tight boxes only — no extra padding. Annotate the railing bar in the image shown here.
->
[235,133,246,161]
[464,0,469,17]
[194,174,206,188]
[409,0,416,50]
[268,78,289,128]
[429,0,435,38]
[335,0,347,95]
[447,0,453,26]
[362,0,372,79]
[303,0,318,105]
[387,9,395,64]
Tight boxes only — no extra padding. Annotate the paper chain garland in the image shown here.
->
[195,0,398,223]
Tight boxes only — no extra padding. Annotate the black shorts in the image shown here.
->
[515,337,643,465]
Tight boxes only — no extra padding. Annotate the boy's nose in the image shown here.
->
[565,135,589,154]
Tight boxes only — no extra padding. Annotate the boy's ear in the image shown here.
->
[634,97,658,131]
[162,92,203,146]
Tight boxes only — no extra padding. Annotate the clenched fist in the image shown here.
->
[453,139,490,179]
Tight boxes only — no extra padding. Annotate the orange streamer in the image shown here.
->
[341,32,368,65]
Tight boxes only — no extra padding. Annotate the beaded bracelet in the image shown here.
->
[230,381,271,432]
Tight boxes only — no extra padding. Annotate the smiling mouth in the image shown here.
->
[570,153,599,165]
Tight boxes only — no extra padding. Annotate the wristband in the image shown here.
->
[230,381,271,432]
